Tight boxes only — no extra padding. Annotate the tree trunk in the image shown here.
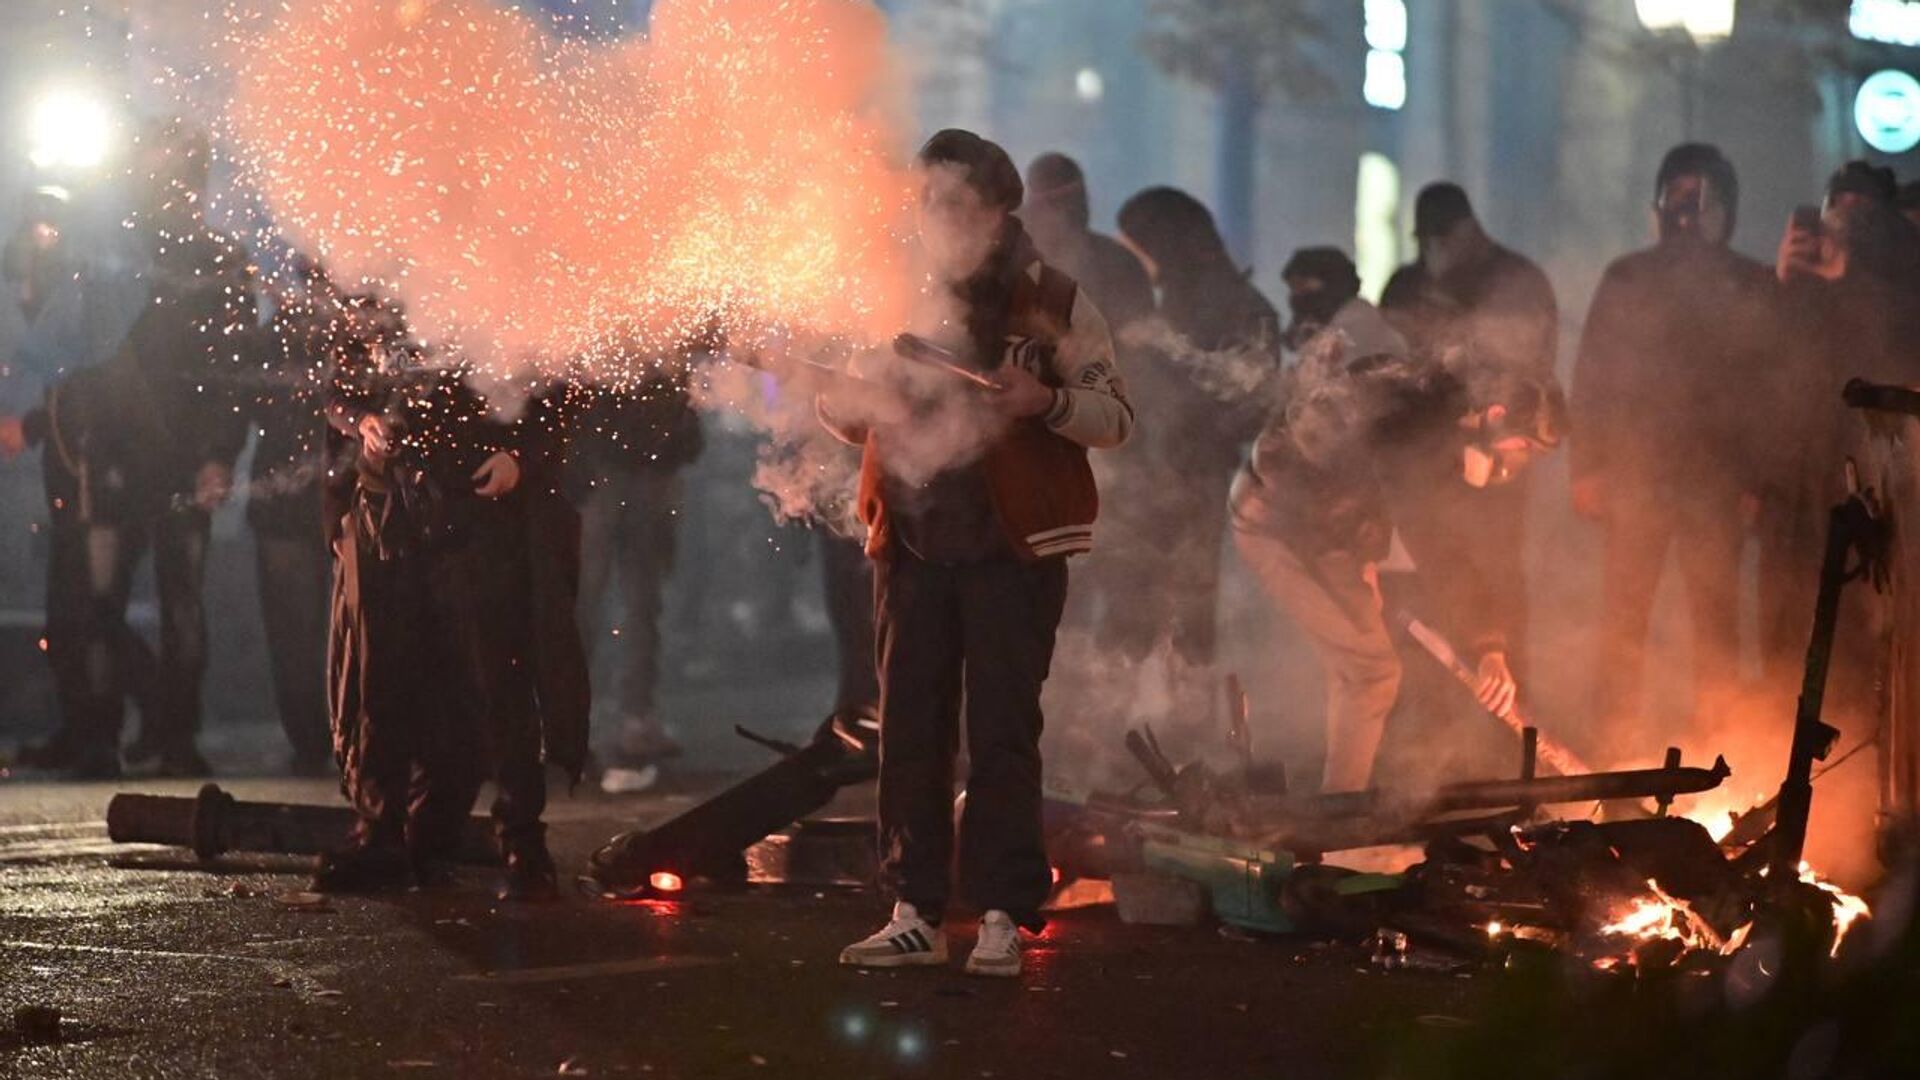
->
[1214,55,1260,263]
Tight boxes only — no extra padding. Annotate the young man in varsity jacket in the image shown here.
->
[821,130,1133,977]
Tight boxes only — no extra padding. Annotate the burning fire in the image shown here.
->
[1599,878,1726,952]
[1597,866,1870,965]
[1799,862,1870,957]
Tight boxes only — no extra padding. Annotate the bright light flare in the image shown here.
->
[26,89,114,170]
[648,870,684,893]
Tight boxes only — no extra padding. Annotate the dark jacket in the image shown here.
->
[563,366,704,491]
[1381,243,1557,409]
[247,301,338,538]
[1570,239,1777,497]
[325,339,586,776]
[1233,351,1507,655]
[55,228,256,523]
[1118,257,1281,489]
[1029,225,1155,334]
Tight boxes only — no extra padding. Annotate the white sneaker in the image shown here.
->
[964,909,1022,977]
[839,902,948,968]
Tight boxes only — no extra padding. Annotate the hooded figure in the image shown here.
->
[1021,154,1155,333]
[1097,187,1280,684]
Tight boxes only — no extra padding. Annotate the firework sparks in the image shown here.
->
[204,0,912,383]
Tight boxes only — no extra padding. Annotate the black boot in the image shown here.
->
[497,841,560,903]
[311,843,412,893]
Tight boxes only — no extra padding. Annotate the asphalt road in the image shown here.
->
[0,768,1493,1080]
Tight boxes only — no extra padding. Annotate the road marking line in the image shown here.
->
[0,820,106,836]
[0,840,163,863]
[2,939,283,965]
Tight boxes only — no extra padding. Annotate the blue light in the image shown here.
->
[1855,69,1920,154]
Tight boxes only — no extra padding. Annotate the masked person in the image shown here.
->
[823,130,1131,977]
[1571,144,1777,741]
[1763,162,1920,706]
[319,295,581,901]
[1232,264,1559,791]
[1096,187,1279,691]
[1380,184,1558,680]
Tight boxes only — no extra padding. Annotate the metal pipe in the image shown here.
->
[106,784,499,865]
[1243,757,1731,825]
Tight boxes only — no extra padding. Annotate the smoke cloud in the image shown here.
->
[212,0,915,377]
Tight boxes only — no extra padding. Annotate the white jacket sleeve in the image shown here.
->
[1030,289,1133,449]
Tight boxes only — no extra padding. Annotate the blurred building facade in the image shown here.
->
[891,0,1918,335]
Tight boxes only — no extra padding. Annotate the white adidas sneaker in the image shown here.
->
[964,909,1022,977]
[839,902,948,968]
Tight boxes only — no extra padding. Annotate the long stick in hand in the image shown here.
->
[1395,611,1592,777]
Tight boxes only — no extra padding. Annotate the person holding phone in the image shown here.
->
[1761,162,1920,695]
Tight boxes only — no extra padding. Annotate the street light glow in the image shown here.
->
[1074,67,1104,104]
[1636,0,1736,43]
[26,88,114,170]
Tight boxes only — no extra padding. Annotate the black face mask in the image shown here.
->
[1286,288,1348,350]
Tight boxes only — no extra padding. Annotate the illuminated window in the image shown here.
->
[1364,50,1407,111]
[1364,0,1408,51]
[1363,1,1408,111]
[1354,151,1403,300]
[1852,0,1920,47]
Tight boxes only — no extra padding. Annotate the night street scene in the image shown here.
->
[5,0,1920,1077]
